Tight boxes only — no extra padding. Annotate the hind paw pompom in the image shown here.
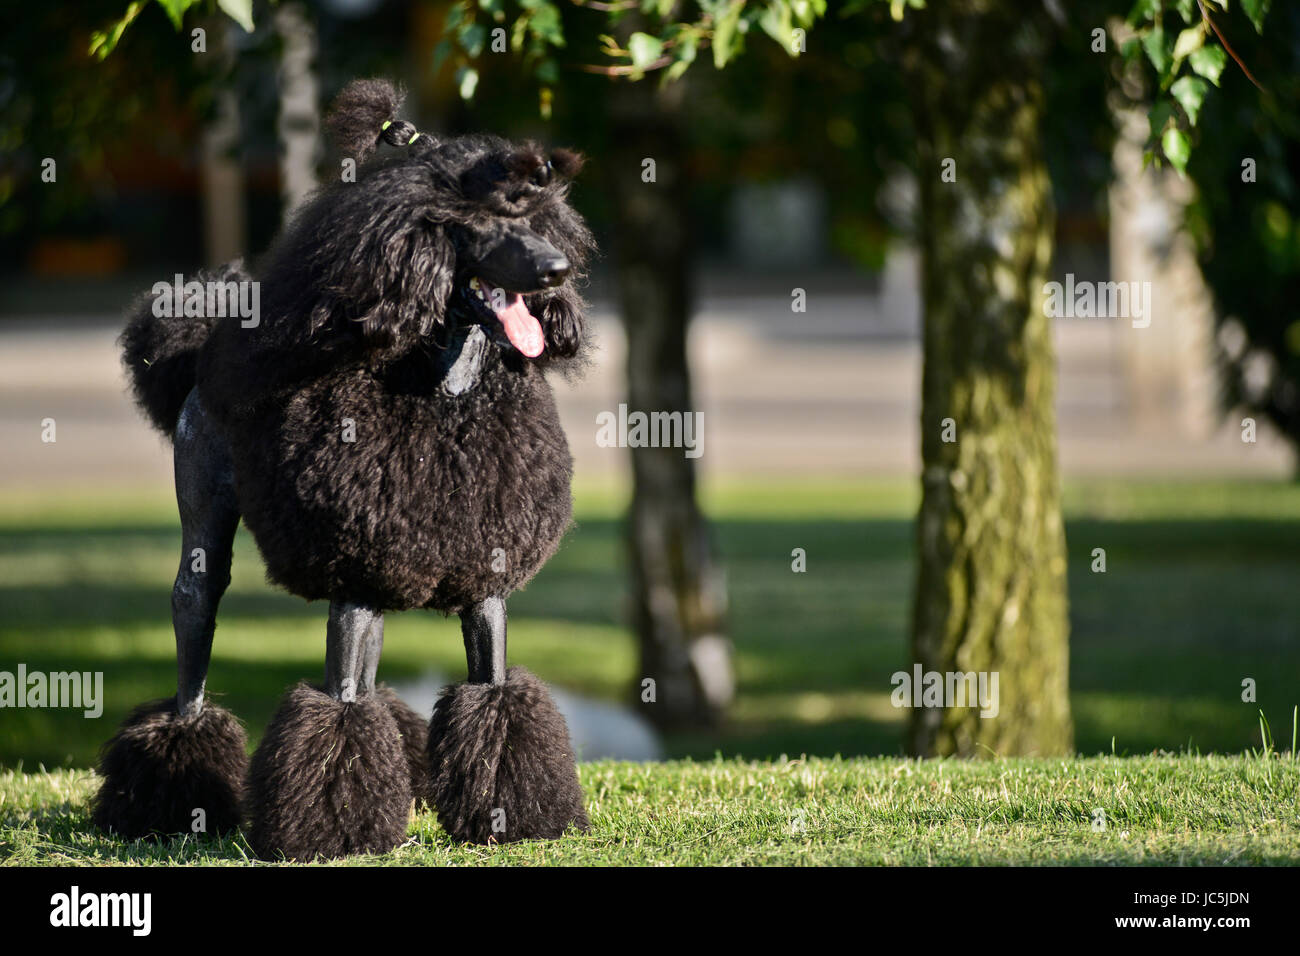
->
[93,697,248,840]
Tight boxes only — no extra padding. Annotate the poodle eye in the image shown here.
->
[531,162,553,188]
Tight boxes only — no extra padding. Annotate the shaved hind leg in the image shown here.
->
[93,389,248,839]
[172,389,240,716]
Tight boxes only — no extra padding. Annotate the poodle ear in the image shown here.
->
[538,286,586,360]
[309,210,455,351]
[549,148,584,179]
[360,217,455,347]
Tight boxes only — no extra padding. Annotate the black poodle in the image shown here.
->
[93,79,593,858]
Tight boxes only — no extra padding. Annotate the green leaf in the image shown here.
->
[887,0,923,20]
[460,21,486,56]
[1171,26,1203,61]
[156,0,189,30]
[216,0,255,33]
[1126,0,1159,25]
[459,22,487,57]
[511,15,529,52]
[1188,45,1227,85]
[445,3,467,32]
[528,3,565,46]
[628,32,664,70]
[760,0,797,56]
[1241,0,1271,34]
[1162,127,1190,175]
[712,0,745,69]
[1170,75,1208,126]
[1148,100,1173,140]
[89,1,146,59]
[677,30,698,64]
[1141,26,1171,79]
[456,66,479,100]
[664,59,691,84]
[432,39,453,74]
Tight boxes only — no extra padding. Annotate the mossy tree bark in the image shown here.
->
[605,79,734,730]
[903,2,1072,757]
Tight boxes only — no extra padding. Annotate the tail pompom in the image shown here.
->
[119,261,245,438]
[427,667,589,844]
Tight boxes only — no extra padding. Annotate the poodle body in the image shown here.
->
[203,322,573,612]
[188,132,592,612]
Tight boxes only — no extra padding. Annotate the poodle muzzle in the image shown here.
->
[460,228,570,358]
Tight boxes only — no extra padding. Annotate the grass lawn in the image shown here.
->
[3,755,1297,865]
[1,477,1297,769]
[1,478,1297,865]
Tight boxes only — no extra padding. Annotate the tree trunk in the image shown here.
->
[903,1,1072,757]
[604,79,733,730]
[1110,102,1216,440]
[199,24,244,267]
[274,1,319,225]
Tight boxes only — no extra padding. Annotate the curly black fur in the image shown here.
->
[112,79,597,853]
[116,79,594,613]
[92,697,247,840]
[118,260,247,438]
[375,684,431,806]
[427,667,588,844]
[246,683,412,860]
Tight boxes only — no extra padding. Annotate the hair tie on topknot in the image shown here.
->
[380,119,421,147]
[326,78,420,164]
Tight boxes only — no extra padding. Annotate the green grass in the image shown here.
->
[2,478,1298,865]
[1,477,1298,768]
[4,755,1298,865]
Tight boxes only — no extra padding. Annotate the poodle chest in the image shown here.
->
[226,357,574,612]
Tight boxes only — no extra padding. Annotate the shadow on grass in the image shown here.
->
[2,512,1298,767]
[3,801,260,864]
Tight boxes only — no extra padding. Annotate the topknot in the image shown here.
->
[325,78,406,164]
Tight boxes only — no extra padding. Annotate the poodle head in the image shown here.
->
[296,78,593,365]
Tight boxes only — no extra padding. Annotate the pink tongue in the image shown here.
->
[495,293,545,357]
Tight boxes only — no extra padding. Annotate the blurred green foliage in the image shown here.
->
[2,1,1294,453]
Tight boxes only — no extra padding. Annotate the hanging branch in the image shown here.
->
[1197,0,1266,92]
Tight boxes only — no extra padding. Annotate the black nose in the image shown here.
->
[537,256,570,288]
